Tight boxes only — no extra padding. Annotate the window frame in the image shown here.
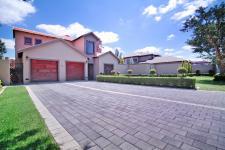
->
[85,40,95,55]
[35,39,42,45]
[24,37,32,45]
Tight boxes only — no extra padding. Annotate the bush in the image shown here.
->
[149,69,157,76]
[214,74,225,82]
[177,67,188,77]
[96,75,196,89]
[0,80,3,88]
[127,69,133,75]
[196,70,201,76]
[208,70,215,76]
[158,74,177,77]
[111,70,116,75]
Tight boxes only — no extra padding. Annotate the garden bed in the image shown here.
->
[97,75,196,89]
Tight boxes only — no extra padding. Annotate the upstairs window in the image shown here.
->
[86,40,94,54]
[24,37,32,45]
[35,39,42,45]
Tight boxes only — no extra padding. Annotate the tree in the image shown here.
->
[177,67,188,77]
[0,39,7,58]
[181,61,192,73]
[114,48,124,64]
[181,2,225,74]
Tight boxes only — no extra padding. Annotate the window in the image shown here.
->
[86,41,94,54]
[24,37,32,45]
[35,39,42,45]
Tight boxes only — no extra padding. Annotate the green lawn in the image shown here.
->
[189,76,225,92]
[0,87,59,150]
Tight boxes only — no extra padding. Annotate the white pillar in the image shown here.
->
[84,61,88,80]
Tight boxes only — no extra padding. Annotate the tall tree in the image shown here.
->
[181,2,225,74]
[0,39,7,59]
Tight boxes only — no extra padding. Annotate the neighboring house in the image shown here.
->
[141,56,185,75]
[13,27,119,83]
[191,61,213,74]
[124,53,160,64]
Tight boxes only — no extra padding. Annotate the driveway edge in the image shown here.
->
[26,86,82,150]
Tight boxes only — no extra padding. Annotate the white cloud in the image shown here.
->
[1,38,15,49]
[134,46,160,55]
[164,48,174,52]
[0,0,36,24]
[154,16,162,21]
[171,0,214,20]
[159,0,178,14]
[142,5,157,16]
[36,22,119,44]
[94,32,119,44]
[167,34,175,40]
[182,45,195,51]
[36,23,91,37]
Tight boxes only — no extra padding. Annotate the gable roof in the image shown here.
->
[13,27,101,42]
[142,56,185,64]
[124,53,160,58]
[73,32,101,41]
[95,51,119,61]
[18,38,87,58]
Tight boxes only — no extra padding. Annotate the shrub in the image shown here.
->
[214,74,225,82]
[127,69,133,75]
[0,80,3,88]
[149,69,157,76]
[159,74,177,77]
[177,67,188,77]
[117,72,120,76]
[96,75,196,89]
[208,70,215,76]
[196,70,201,76]
[111,70,116,75]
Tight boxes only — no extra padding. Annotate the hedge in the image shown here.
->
[96,75,196,89]
[214,74,225,82]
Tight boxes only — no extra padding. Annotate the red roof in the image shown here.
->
[13,27,100,42]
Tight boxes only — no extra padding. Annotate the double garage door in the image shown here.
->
[31,59,84,82]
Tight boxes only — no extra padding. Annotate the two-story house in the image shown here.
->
[124,53,160,64]
[13,27,119,83]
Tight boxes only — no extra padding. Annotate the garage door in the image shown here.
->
[66,61,84,80]
[31,59,58,82]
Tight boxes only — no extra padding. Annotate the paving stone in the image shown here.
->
[135,140,155,150]
[108,135,125,146]
[134,132,151,142]
[123,134,140,144]
[95,137,111,148]
[174,135,194,145]
[104,144,121,150]
[193,140,217,150]
[100,129,114,138]
[181,143,200,150]
[120,142,138,150]
[148,138,167,149]
[162,136,182,148]
[164,144,181,150]
[186,132,207,143]
[113,129,127,137]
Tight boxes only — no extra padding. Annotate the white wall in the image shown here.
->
[0,59,10,85]
[23,41,87,83]
[115,64,128,74]
[192,63,213,74]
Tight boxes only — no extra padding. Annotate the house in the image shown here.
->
[124,53,160,64]
[191,60,213,74]
[13,27,119,83]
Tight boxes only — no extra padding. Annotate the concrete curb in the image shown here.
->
[26,86,82,150]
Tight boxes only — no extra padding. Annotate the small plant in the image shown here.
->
[117,72,120,76]
[111,70,116,75]
[127,69,133,76]
[149,69,157,76]
[177,67,187,77]
[208,70,215,76]
[0,80,2,88]
[196,70,201,76]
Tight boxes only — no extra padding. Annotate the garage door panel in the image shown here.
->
[31,59,58,82]
[66,62,84,80]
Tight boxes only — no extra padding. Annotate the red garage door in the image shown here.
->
[31,59,58,82]
[66,62,84,80]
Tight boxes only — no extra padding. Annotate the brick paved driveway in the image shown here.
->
[29,81,225,150]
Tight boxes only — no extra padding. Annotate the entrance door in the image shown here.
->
[88,64,94,80]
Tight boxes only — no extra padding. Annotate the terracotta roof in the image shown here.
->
[142,56,185,64]
[13,27,100,42]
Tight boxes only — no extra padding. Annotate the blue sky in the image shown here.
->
[0,0,219,60]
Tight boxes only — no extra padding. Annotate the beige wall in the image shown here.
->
[153,62,181,74]
[192,63,213,74]
[0,59,10,85]
[115,64,128,74]
[128,64,150,75]
[22,41,87,83]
